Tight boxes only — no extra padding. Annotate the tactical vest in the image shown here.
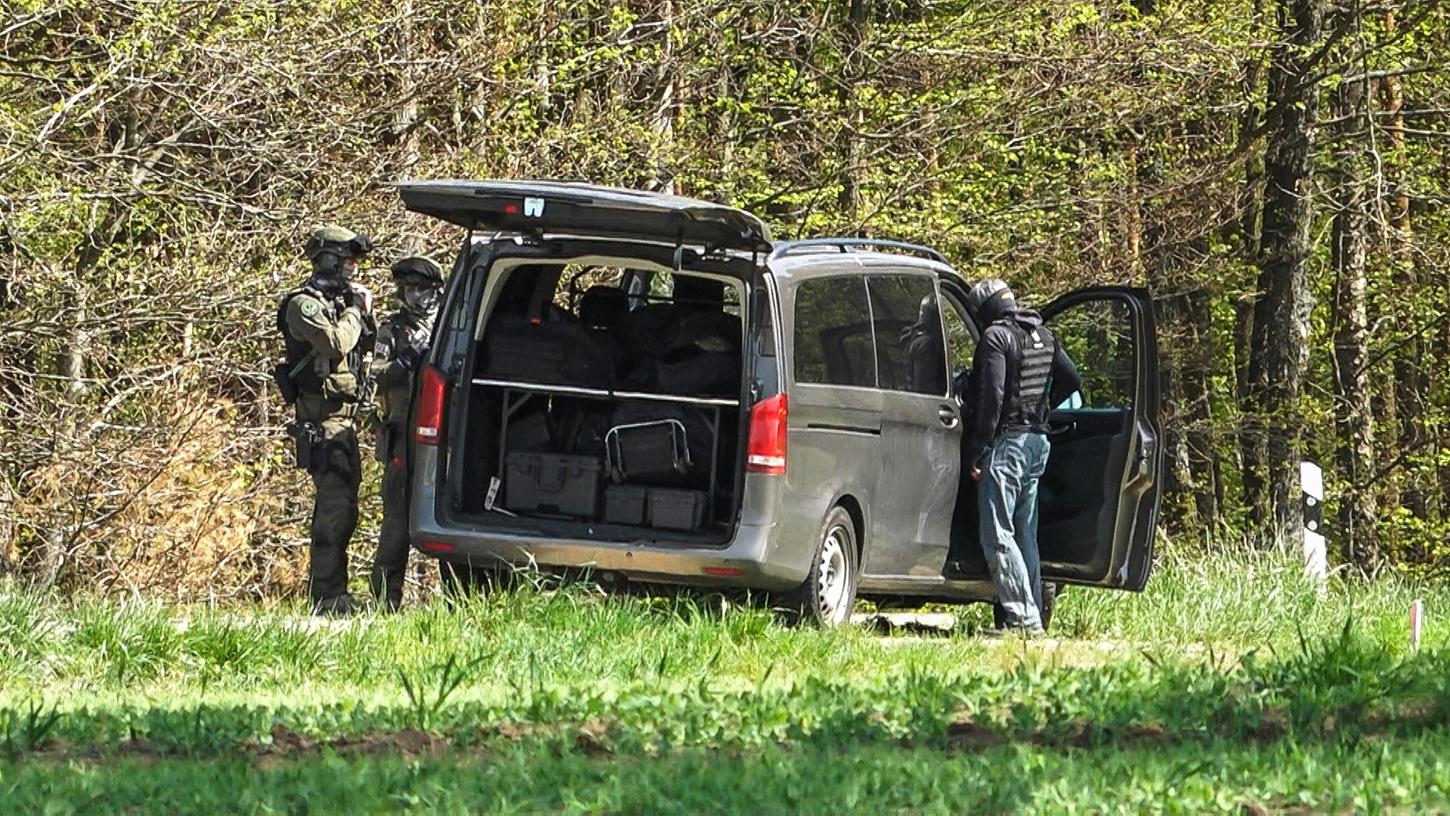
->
[277,285,336,394]
[375,310,431,424]
[999,320,1057,432]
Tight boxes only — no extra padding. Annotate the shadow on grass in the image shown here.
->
[6,734,1448,813]
[6,624,1445,767]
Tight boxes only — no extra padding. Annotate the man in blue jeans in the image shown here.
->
[963,278,1081,634]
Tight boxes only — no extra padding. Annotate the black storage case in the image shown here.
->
[603,485,648,525]
[647,488,708,530]
[504,452,603,518]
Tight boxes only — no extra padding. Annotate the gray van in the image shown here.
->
[397,180,1163,625]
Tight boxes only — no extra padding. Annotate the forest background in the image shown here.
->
[0,0,1446,600]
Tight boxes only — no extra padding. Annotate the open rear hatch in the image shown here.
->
[399,181,773,548]
[395,180,772,254]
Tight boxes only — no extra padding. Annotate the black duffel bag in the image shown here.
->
[484,315,619,389]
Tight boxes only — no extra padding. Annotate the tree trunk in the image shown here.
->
[1377,13,1427,521]
[394,0,423,252]
[1329,75,1378,571]
[837,0,866,227]
[1180,284,1223,530]
[1248,0,1322,537]
[1234,0,1269,526]
[652,0,678,194]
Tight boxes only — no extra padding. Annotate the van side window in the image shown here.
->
[940,294,976,381]
[866,275,947,396]
[1049,298,1136,409]
[792,277,876,388]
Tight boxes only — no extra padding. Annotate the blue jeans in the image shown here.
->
[978,432,1051,629]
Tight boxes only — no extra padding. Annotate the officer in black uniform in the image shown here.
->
[368,255,445,611]
[275,225,375,617]
[963,278,1080,634]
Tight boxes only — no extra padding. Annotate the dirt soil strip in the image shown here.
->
[16,697,1444,768]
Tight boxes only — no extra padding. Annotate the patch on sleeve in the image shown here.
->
[298,297,321,318]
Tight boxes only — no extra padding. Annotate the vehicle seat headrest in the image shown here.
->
[579,285,629,330]
[673,276,725,311]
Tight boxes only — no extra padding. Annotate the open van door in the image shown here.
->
[1036,286,1161,590]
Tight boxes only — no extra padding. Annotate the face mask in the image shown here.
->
[309,251,354,295]
[400,286,440,316]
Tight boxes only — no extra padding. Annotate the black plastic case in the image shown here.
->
[603,485,649,525]
[504,452,603,518]
[647,488,708,530]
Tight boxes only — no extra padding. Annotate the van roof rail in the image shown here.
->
[770,238,949,265]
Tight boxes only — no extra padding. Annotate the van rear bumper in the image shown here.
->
[409,449,815,591]
[411,518,804,591]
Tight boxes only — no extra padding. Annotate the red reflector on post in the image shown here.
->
[703,566,745,577]
[746,393,788,475]
[414,365,447,445]
[418,540,456,554]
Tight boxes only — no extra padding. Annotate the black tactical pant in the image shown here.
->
[309,426,361,605]
[370,426,410,610]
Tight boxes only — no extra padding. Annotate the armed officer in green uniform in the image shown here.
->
[276,225,376,617]
[368,255,445,611]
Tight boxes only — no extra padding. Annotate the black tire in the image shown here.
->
[780,506,860,627]
[992,580,1058,632]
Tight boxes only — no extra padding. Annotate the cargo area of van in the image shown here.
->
[448,257,752,544]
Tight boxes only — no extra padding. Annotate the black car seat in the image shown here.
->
[579,285,629,332]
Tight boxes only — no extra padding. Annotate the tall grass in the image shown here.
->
[1059,538,1439,648]
[0,544,1441,698]
[0,546,1445,812]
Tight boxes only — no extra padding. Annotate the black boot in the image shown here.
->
[313,594,369,617]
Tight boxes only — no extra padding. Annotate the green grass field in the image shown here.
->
[1,546,1446,814]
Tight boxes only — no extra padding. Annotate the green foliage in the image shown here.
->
[397,653,482,731]
[0,699,61,760]
[1,0,1447,588]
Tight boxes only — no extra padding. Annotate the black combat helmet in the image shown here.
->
[389,255,444,288]
[965,277,1015,324]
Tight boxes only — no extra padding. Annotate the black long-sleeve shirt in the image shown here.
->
[964,309,1081,468]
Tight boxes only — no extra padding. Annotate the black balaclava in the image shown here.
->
[398,278,442,320]
[308,251,353,297]
[390,256,443,321]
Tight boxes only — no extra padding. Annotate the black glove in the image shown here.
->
[396,343,424,370]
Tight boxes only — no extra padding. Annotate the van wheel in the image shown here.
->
[991,581,1058,632]
[781,507,859,627]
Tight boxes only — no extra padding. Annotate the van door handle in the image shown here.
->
[937,406,960,428]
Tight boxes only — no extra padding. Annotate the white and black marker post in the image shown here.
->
[1300,461,1327,590]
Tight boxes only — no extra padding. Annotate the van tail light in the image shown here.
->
[746,393,788,475]
[414,365,448,445]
